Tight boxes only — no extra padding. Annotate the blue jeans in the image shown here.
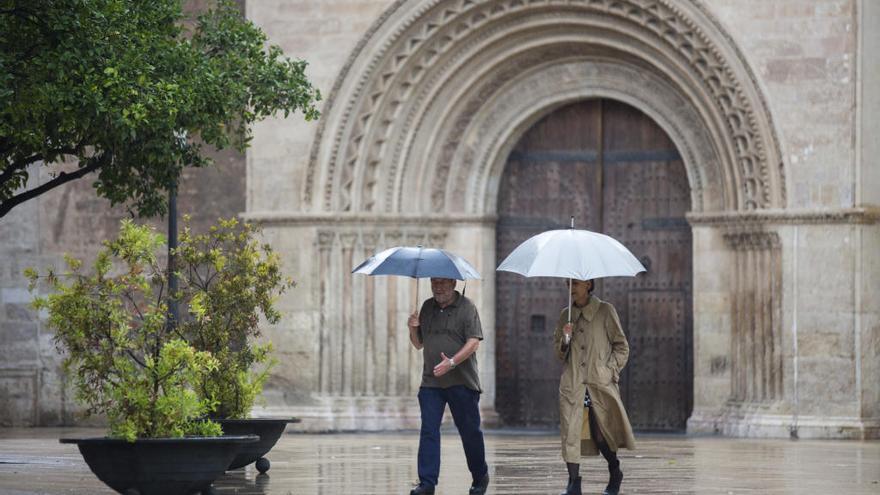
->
[417,385,488,487]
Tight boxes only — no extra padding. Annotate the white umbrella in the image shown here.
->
[496,217,645,322]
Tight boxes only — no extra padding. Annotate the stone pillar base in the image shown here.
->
[689,407,880,439]
[253,396,500,432]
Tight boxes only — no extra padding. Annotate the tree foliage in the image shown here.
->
[0,0,320,218]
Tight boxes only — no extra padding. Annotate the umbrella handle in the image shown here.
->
[415,278,419,313]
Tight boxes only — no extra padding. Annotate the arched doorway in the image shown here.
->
[495,99,693,431]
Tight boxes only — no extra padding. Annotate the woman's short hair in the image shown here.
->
[572,279,595,294]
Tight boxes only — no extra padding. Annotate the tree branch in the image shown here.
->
[0,145,83,186]
[126,349,147,369]
[0,154,44,185]
[122,290,146,323]
[0,154,105,218]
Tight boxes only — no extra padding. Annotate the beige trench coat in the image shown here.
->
[554,296,636,462]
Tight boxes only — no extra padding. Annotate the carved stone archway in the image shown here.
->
[307,0,785,215]
[288,0,791,433]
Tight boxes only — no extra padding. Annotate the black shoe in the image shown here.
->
[410,482,435,495]
[469,472,489,494]
[560,475,582,495]
[602,467,623,495]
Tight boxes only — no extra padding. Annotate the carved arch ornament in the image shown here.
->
[305,0,785,215]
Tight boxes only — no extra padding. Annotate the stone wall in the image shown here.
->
[241,0,877,438]
[0,148,246,426]
[685,0,879,438]
[2,0,877,439]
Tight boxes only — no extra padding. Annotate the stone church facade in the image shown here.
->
[1,0,878,439]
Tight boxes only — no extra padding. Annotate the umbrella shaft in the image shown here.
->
[568,277,572,323]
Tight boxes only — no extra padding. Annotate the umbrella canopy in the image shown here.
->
[497,226,645,324]
[352,246,481,280]
[496,228,645,280]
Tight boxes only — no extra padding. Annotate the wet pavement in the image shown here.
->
[0,428,878,494]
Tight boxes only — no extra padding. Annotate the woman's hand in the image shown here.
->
[562,323,573,341]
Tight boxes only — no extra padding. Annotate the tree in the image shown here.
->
[0,0,320,218]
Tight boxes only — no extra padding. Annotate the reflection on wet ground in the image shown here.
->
[0,428,878,494]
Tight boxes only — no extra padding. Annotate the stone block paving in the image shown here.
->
[0,428,877,494]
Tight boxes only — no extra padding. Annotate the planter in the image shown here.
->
[61,435,258,495]
[214,418,300,473]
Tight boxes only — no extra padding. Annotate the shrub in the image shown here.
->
[27,220,221,441]
[175,217,293,418]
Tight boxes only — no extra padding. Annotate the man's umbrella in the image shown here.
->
[496,217,645,322]
[352,246,480,306]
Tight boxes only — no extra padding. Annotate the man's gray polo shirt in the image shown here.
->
[418,291,483,392]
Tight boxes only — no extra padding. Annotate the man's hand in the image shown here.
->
[407,311,423,349]
[433,352,453,377]
[408,311,420,330]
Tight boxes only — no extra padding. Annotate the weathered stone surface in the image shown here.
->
[1,0,877,439]
[1,430,879,494]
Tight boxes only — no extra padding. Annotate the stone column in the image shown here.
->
[723,230,783,404]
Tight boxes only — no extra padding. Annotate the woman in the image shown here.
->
[554,279,635,495]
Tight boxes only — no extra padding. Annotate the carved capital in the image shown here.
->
[361,232,379,252]
[404,231,428,246]
[428,231,447,248]
[317,231,336,249]
[723,231,780,251]
[383,231,403,248]
[339,233,358,249]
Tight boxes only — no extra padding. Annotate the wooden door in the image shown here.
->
[495,99,693,430]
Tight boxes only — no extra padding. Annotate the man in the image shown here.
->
[407,277,489,495]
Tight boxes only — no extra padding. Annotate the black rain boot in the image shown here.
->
[603,468,623,495]
[598,443,623,495]
[602,454,623,495]
[560,475,582,495]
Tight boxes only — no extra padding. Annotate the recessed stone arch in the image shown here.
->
[306,0,786,216]
[294,0,795,434]
[407,56,723,215]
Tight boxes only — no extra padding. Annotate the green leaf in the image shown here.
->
[1,0,320,219]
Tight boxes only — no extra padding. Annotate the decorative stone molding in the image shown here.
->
[242,211,498,226]
[723,230,782,251]
[306,0,785,216]
[687,207,880,227]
